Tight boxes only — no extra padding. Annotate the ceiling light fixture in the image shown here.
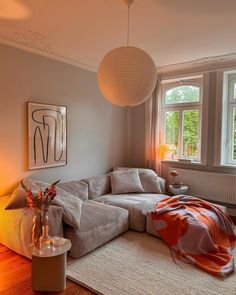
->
[97,0,157,107]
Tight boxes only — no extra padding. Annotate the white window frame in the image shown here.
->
[160,74,209,165]
[216,71,236,166]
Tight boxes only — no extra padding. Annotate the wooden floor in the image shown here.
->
[0,244,95,295]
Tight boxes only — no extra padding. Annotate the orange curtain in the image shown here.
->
[145,78,161,174]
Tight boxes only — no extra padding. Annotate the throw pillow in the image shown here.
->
[5,178,50,210]
[110,169,144,194]
[113,167,163,194]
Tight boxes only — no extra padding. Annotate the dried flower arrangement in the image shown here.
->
[21,180,60,248]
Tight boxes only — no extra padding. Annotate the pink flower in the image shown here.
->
[170,170,178,177]
[47,187,57,198]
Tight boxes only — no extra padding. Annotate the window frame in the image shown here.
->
[160,74,208,165]
[222,72,236,165]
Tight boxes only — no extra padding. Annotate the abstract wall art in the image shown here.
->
[28,102,67,170]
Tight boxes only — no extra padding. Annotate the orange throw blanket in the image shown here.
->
[151,195,236,276]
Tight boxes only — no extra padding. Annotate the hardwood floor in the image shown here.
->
[0,244,95,295]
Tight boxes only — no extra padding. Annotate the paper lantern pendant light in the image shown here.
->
[97,0,157,107]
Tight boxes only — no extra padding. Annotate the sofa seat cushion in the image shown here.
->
[94,193,167,232]
[146,211,161,238]
[64,200,129,258]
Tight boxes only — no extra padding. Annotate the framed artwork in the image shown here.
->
[28,102,67,170]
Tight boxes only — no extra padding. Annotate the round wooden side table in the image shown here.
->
[29,238,71,292]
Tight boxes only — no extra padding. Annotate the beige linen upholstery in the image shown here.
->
[82,174,111,199]
[5,178,83,230]
[95,193,167,232]
[0,195,63,259]
[113,167,165,194]
[146,211,161,237]
[4,186,27,209]
[5,178,51,209]
[64,200,129,258]
[110,170,144,194]
[58,181,88,201]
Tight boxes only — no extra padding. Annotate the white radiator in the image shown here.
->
[168,168,236,206]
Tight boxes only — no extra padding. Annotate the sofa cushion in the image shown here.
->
[113,167,164,194]
[58,181,88,201]
[82,174,111,199]
[5,178,50,210]
[110,170,144,194]
[146,211,161,238]
[64,200,129,258]
[95,193,167,232]
[5,179,83,231]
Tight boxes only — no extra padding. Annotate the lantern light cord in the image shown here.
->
[127,4,130,46]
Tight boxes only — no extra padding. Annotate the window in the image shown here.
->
[221,72,236,165]
[160,76,203,162]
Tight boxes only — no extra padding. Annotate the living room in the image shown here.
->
[0,1,236,294]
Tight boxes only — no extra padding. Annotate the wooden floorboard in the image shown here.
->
[0,244,95,295]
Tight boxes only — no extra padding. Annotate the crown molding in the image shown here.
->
[1,21,236,77]
[157,53,236,78]
[0,21,96,72]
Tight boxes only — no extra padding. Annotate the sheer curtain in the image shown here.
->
[145,78,161,174]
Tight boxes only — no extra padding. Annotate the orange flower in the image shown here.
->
[38,191,43,200]
[21,179,60,211]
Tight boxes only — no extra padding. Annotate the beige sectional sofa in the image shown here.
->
[0,168,166,259]
[64,201,129,258]
[59,168,166,258]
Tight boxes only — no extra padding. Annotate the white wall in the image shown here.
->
[129,104,146,168]
[0,44,129,196]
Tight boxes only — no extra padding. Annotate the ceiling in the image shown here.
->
[0,0,236,72]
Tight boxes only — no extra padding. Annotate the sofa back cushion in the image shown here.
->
[110,169,144,194]
[82,174,111,199]
[113,167,164,194]
[58,181,88,201]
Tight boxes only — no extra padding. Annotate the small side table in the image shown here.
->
[29,238,71,292]
[169,185,189,195]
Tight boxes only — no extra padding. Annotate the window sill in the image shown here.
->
[161,159,206,166]
[214,164,236,169]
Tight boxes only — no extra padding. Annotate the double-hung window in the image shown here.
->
[221,71,236,165]
[160,75,205,163]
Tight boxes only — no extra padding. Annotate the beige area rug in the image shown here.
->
[67,231,236,295]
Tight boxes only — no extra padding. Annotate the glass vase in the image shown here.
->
[31,212,42,248]
[39,214,51,254]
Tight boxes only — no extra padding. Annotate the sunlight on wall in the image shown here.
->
[0,0,30,20]
[0,152,27,197]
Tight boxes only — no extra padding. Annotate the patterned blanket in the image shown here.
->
[151,195,236,276]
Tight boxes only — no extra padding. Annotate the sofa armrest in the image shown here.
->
[157,177,166,194]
